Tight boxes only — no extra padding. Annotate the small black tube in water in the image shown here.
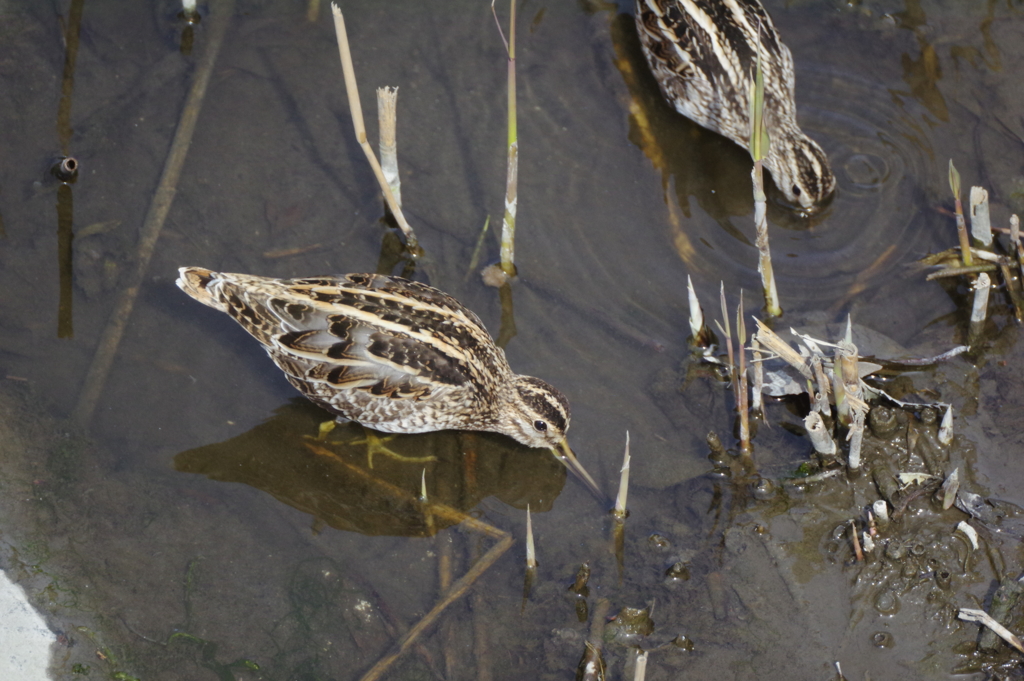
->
[52,156,79,182]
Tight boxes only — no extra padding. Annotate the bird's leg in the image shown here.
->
[317,419,339,441]
[349,426,436,469]
[312,419,436,468]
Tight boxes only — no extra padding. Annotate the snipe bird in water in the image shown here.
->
[636,0,835,209]
[176,267,601,495]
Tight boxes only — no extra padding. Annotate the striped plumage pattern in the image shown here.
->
[636,0,835,209]
[176,267,571,449]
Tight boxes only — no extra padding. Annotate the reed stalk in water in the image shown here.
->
[330,4,419,253]
[748,22,780,317]
[489,0,519,278]
[949,160,972,267]
[377,86,401,207]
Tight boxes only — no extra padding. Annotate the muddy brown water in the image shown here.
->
[2,0,1024,679]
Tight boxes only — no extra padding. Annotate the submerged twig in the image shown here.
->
[999,262,1024,323]
[925,263,997,280]
[1012,214,1024,280]
[71,0,234,427]
[522,505,537,608]
[970,186,992,248]
[305,0,319,22]
[464,216,491,282]
[959,607,1024,654]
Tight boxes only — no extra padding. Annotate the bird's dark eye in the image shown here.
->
[792,184,801,197]
[533,420,548,432]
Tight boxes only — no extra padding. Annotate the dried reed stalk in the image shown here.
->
[377,86,401,206]
[949,160,972,266]
[330,4,419,252]
[970,186,992,247]
[491,0,518,278]
[749,21,780,316]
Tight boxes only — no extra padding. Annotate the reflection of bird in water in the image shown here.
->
[176,267,599,493]
[635,0,835,209]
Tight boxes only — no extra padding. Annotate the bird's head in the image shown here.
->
[768,130,836,211]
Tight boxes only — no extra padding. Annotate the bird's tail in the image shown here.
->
[176,266,230,312]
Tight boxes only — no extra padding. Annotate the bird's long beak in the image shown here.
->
[551,439,604,500]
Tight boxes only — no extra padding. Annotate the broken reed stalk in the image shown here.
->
[970,186,992,248]
[360,532,513,681]
[522,504,537,608]
[302,440,512,681]
[752,165,780,315]
[804,411,836,459]
[330,4,419,253]
[578,599,610,680]
[377,86,401,207]
[810,354,831,414]
[633,651,649,681]
[833,339,859,426]
[979,578,1024,652]
[71,0,234,427]
[491,0,518,278]
[422,473,436,535]
[849,520,863,562]
[847,407,865,471]
[736,294,751,456]
[949,160,972,267]
[525,505,537,568]
[939,406,953,445]
[753,319,812,380]
[612,433,629,581]
[834,332,866,470]
[748,21,781,317]
[613,432,630,519]
[1012,214,1024,275]
[687,275,712,348]
[872,500,889,529]
[969,272,991,344]
[940,467,960,510]
[750,334,763,415]
[959,607,1024,654]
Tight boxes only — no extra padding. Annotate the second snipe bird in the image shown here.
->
[177,267,600,493]
[636,0,836,209]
